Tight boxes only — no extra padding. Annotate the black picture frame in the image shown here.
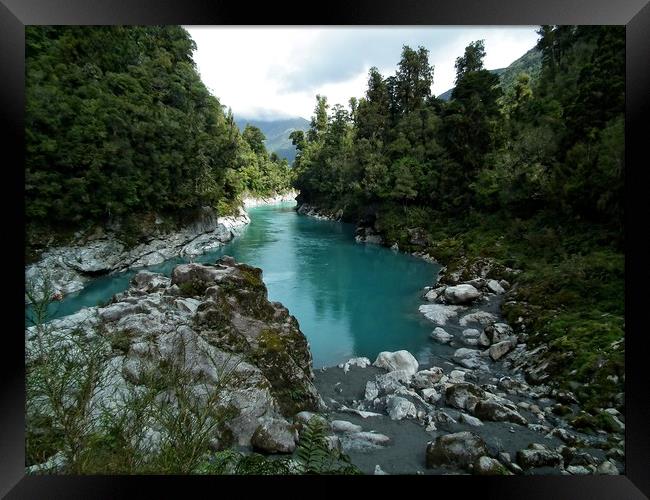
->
[2,0,648,497]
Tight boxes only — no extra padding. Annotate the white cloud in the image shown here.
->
[184,26,539,120]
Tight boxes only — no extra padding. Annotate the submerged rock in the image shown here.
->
[431,327,454,344]
[452,348,488,370]
[419,304,462,326]
[340,431,391,452]
[338,357,372,373]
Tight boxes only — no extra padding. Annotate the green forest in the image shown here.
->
[292,26,625,411]
[25,26,293,239]
[24,24,625,446]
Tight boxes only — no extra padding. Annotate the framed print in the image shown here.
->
[2,0,648,497]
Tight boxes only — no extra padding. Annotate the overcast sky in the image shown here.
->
[184,26,540,121]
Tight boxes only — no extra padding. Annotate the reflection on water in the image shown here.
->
[31,202,441,368]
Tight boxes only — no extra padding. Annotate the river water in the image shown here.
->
[36,202,441,368]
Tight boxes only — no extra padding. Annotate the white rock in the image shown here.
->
[364,381,379,400]
[421,388,441,403]
[339,356,372,373]
[452,348,487,370]
[487,279,506,294]
[374,370,412,394]
[373,350,418,376]
[374,464,389,475]
[331,420,363,434]
[489,340,515,361]
[341,431,391,451]
[340,407,383,418]
[567,465,592,475]
[412,367,445,389]
[443,284,481,305]
[419,304,462,325]
[431,327,454,344]
[462,328,481,339]
[459,311,498,327]
[386,395,417,420]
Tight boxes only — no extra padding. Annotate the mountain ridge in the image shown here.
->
[235,116,310,164]
[438,46,542,101]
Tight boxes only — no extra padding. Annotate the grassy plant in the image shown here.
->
[26,291,111,471]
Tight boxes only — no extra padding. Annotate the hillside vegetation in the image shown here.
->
[26,26,293,254]
[292,26,625,415]
[235,117,310,164]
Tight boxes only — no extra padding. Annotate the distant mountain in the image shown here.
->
[235,116,310,164]
[437,47,542,101]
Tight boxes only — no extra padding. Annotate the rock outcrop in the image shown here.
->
[25,207,251,299]
[242,190,298,208]
[26,257,320,457]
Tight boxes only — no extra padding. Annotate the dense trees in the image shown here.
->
[294,27,624,231]
[293,27,625,412]
[26,26,293,234]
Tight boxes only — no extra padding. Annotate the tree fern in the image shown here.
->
[294,417,362,475]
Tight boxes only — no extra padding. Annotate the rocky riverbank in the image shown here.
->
[26,257,322,473]
[296,203,439,264]
[242,190,298,208]
[25,207,250,299]
[26,193,300,301]
[296,203,343,221]
[305,257,624,475]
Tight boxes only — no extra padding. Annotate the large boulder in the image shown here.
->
[516,444,563,469]
[484,323,516,344]
[443,284,481,305]
[431,327,454,344]
[486,280,506,295]
[411,368,445,389]
[419,304,462,325]
[426,432,489,470]
[251,417,298,453]
[445,383,486,413]
[489,340,516,361]
[473,400,528,425]
[473,456,512,475]
[373,350,419,376]
[374,370,412,394]
[452,348,488,370]
[386,395,417,421]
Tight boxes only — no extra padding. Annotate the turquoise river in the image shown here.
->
[35,202,441,368]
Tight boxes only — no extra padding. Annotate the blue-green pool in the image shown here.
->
[33,202,441,368]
